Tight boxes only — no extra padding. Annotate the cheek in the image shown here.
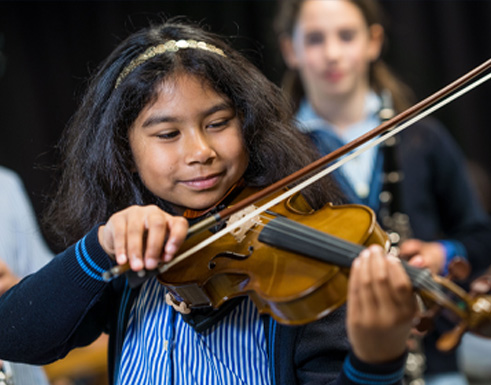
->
[349,42,372,66]
[234,148,249,175]
[223,133,249,171]
[292,41,317,70]
[132,143,174,182]
[300,47,321,67]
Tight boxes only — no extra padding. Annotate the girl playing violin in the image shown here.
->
[0,19,417,385]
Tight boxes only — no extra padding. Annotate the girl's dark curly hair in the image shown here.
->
[44,18,341,248]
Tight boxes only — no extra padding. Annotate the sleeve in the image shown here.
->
[296,307,405,385]
[429,123,491,278]
[0,168,53,276]
[402,120,491,279]
[0,225,116,365]
[337,353,406,385]
[271,305,406,385]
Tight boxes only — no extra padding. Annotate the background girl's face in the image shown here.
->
[282,0,382,103]
[129,74,249,213]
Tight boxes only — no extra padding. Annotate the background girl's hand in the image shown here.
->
[97,205,188,271]
[0,258,20,295]
[399,239,445,275]
[347,245,417,364]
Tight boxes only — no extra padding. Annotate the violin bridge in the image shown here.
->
[226,205,261,243]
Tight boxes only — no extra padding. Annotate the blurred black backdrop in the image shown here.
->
[0,1,490,249]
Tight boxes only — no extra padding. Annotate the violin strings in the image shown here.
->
[257,215,457,307]
[259,215,362,264]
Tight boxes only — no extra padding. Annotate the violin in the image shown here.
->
[103,58,491,350]
[156,187,388,326]
[154,187,490,351]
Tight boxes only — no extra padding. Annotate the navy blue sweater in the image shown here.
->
[0,225,407,385]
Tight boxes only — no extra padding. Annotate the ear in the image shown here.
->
[367,24,384,61]
[279,34,299,69]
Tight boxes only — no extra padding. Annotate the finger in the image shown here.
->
[142,211,168,270]
[407,254,426,268]
[125,210,145,271]
[163,216,189,262]
[101,217,129,265]
[348,251,364,319]
[399,239,422,260]
[386,255,414,306]
[367,245,396,313]
[351,248,378,320]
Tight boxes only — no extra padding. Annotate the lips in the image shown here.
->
[181,173,223,190]
[324,70,343,82]
[323,68,344,82]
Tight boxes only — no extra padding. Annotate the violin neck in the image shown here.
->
[259,216,364,267]
[258,216,430,289]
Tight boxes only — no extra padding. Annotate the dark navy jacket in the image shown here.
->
[305,113,491,375]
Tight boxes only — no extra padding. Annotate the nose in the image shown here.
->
[184,130,216,164]
[323,38,341,62]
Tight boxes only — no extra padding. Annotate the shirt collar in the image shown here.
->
[296,91,382,136]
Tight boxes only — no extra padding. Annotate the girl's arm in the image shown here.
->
[0,204,190,365]
[0,226,113,364]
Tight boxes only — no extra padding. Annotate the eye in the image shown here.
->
[305,32,324,46]
[156,130,180,140]
[206,119,230,130]
[339,29,356,42]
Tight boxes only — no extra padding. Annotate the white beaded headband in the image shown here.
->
[115,39,226,88]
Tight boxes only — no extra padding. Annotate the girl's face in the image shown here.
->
[281,0,383,103]
[129,74,249,213]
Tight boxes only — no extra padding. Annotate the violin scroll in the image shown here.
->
[414,260,491,352]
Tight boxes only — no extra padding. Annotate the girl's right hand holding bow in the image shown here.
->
[98,205,189,271]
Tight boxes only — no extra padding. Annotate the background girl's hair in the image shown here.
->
[274,0,415,112]
[44,18,341,249]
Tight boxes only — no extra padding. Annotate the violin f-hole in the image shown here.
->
[208,246,254,269]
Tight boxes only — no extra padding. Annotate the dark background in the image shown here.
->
[0,1,490,249]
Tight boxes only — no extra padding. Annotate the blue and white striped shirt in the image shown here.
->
[119,277,271,385]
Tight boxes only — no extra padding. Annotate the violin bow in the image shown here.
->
[103,58,491,282]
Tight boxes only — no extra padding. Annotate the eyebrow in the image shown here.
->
[141,102,234,128]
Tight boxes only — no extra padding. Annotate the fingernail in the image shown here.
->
[145,259,158,270]
[166,241,177,255]
[130,256,143,270]
[387,255,400,264]
[116,254,127,264]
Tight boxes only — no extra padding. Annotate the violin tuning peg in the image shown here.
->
[436,321,467,352]
[447,257,471,282]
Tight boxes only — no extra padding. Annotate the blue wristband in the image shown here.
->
[438,240,467,276]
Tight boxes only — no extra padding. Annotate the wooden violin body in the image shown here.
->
[157,188,389,326]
